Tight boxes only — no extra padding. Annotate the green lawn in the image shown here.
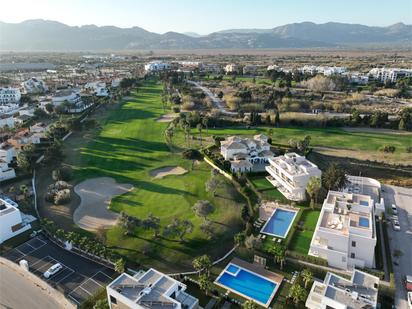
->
[289,210,321,255]
[74,80,244,271]
[249,176,273,190]
[202,127,411,154]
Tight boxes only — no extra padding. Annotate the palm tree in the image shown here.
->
[196,123,203,147]
[269,243,286,269]
[115,258,125,273]
[198,274,212,296]
[301,269,313,288]
[288,283,307,305]
[306,176,321,209]
[165,127,174,145]
[192,255,212,277]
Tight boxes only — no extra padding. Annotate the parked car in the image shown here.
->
[391,204,398,215]
[43,263,63,278]
[392,215,399,221]
[406,275,412,291]
[408,292,412,309]
[392,220,401,231]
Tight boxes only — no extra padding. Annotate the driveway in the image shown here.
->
[382,185,412,309]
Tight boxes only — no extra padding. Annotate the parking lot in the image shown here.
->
[3,235,117,306]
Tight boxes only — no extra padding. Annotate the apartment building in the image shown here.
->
[84,81,110,97]
[0,198,31,243]
[0,88,21,104]
[107,269,199,309]
[309,191,377,270]
[0,159,16,181]
[369,68,412,83]
[306,269,379,309]
[21,77,48,94]
[265,153,321,201]
[0,114,15,129]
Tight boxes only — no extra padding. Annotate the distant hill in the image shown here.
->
[0,19,410,51]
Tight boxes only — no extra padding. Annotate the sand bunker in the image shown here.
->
[73,177,133,231]
[155,114,178,122]
[150,166,188,179]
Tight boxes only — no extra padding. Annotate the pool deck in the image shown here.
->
[230,258,284,286]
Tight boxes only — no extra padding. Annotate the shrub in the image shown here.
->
[182,149,202,160]
[381,145,396,153]
[54,189,71,204]
[52,166,73,181]
[172,106,180,113]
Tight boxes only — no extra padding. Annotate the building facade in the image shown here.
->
[0,88,21,104]
[0,198,31,243]
[309,191,377,270]
[265,153,321,201]
[369,68,412,83]
[21,77,48,94]
[107,269,199,309]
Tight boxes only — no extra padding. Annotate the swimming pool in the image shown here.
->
[215,263,278,307]
[260,208,298,238]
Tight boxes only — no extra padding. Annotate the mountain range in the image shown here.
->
[0,20,411,51]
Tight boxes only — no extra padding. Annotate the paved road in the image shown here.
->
[186,80,237,116]
[0,262,63,309]
[382,185,412,309]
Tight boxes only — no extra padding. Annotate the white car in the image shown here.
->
[391,204,398,215]
[43,263,63,278]
[392,220,401,231]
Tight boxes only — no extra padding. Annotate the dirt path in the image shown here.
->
[73,177,133,231]
[149,166,187,179]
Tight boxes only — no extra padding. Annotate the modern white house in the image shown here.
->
[0,114,15,129]
[52,89,82,107]
[0,159,16,181]
[265,153,321,201]
[369,68,412,83]
[0,143,16,164]
[144,61,171,73]
[224,63,240,74]
[299,65,347,76]
[84,82,110,97]
[220,135,274,173]
[0,88,21,104]
[0,198,31,244]
[21,77,48,94]
[306,269,379,309]
[309,191,377,270]
[107,269,199,309]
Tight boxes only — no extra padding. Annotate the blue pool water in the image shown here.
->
[261,209,297,238]
[217,265,277,305]
[359,217,369,227]
[227,265,240,274]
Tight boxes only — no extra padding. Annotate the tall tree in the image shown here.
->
[192,200,214,221]
[322,163,348,191]
[243,300,258,309]
[192,255,212,277]
[142,213,161,237]
[269,243,286,269]
[306,176,322,209]
[288,284,307,305]
[198,274,213,296]
[301,269,313,288]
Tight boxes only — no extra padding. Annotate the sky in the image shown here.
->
[1,0,411,34]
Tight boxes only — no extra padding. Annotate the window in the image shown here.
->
[11,223,23,232]
[351,241,356,247]
[110,295,117,304]
[351,253,355,259]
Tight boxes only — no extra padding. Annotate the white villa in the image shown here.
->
[0,159,16,181]
[84,81,110,97]
[220,135,274,173]
[265,153,321,201]
[107,269,199,309]
[0,88,21,104]
[21,77,48,94]
[52,89,82,107]
[0,198,31,244]
[309,191,377,270]
[144,61,171,73]
[306,269,379,309]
